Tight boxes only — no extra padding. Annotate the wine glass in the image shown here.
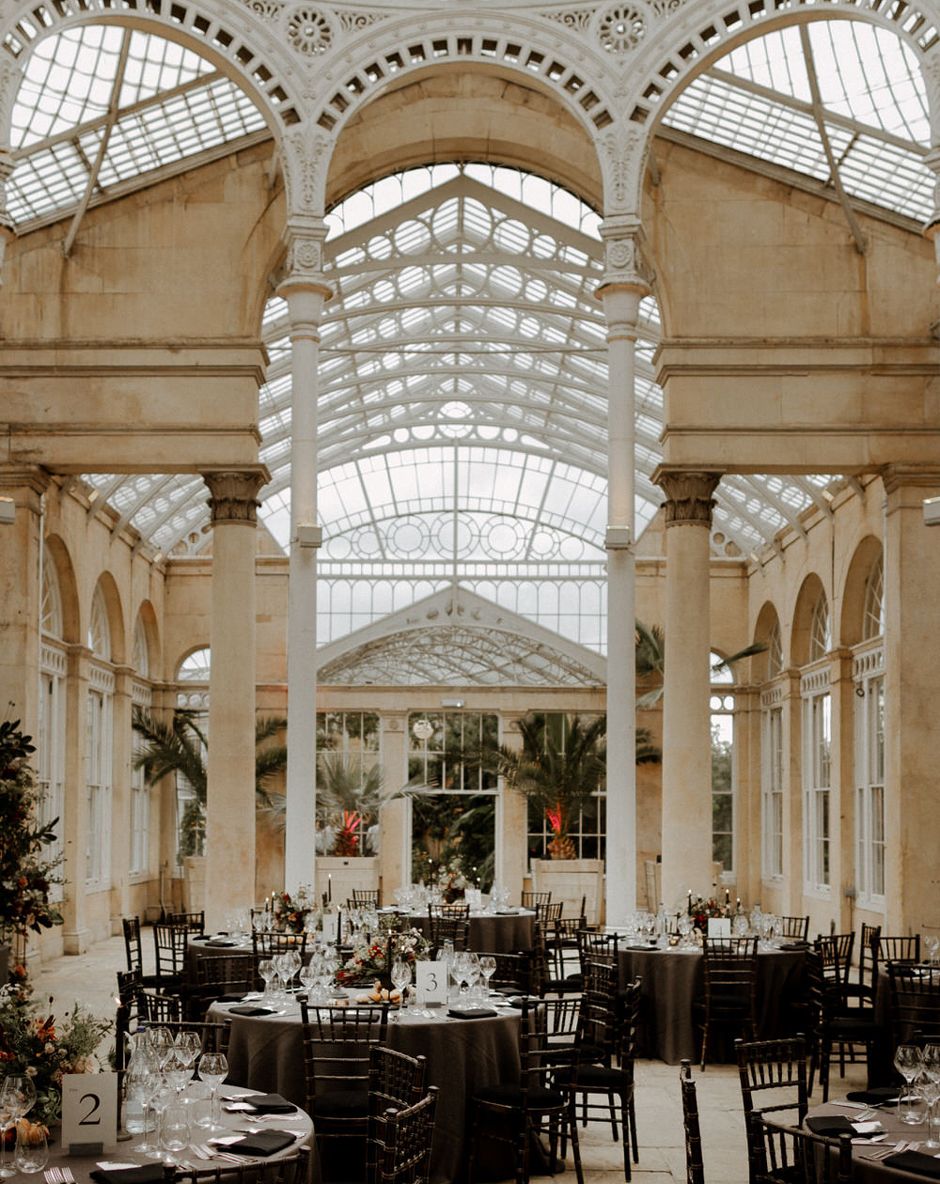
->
[257,958,275,1002]
[922,1044,940,1147]
[13,1127,48,1175]
[282,949,302,994]
[453,951,474,1001]
[479,955,497,996]
[0,1076,35,1180]
[135,1053,164,1156]
[148,1026,176,1071]
[391,959,412,1019]
[196,1051,228,1130]
[174,1030,202,1072]
[894,1043,924,1124]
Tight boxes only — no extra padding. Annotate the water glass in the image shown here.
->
[13,1129,48,1174]
[159,1100,191,1164]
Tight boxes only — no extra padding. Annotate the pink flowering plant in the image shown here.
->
[0,974,111,1127]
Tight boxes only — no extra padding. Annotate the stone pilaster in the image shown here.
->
[378,712,408,897]
[656,470,721,907]
[203,467,268,929]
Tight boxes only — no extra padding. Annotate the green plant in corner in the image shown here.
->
[0,719,63,950]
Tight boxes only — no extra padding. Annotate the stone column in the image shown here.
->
[0,467,50,738]
[498,712,528,904]
[203,468,268,929]
[596,219,650,926]
[732,683,760,906]
[109,665,134,933]
[378,712,408,898]
[881,468,940,933]
[278,221,332,894]
[656,470,721,908]
[62,644,92,953]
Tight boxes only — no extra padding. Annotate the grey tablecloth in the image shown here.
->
[804,1100,935,1183]
[210,999,522,1183]
[617,945,806,1064]
[409,911,536,954]
[185,935,255,981]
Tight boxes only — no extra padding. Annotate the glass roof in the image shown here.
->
[11,14,925,651]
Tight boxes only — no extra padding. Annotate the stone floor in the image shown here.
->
[30,937,868,1182]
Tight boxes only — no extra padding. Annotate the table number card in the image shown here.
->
[707,917,731,938]
[416,960,448,1006]
[321,912,339,942]
[62,1071,118,1154]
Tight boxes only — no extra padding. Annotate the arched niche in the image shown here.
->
[43,534,80,645]
[326,64,603,212]
[89,570,126,667]
[754,600,783,682]
[791,572,828,669]
[133,601,161,682]
[840,536,884,648]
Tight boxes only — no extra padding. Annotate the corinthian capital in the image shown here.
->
[204,469,269,525]
[656,471,721,527]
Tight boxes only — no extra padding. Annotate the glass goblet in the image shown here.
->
[922,1044,940,1147]
[196,1052,228,1130]
[894,1043,925,1124]
[391,960,412,1019]
[479,955,497,995]
[0,1075,35,1179]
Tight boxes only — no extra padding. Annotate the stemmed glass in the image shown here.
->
[453,951,474,1002]
[174,1030,201,1076]
[281,949,302,994]
[894,1043,925,1124]
[0,1075,35,1179]
[196,1052,228,1131]
[391,960,412,1020]
[479,955,497,996]
[257,958,276,1003]
[134,1052,164,1156]
[921,1044,940,1147]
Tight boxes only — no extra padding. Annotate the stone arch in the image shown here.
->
[325,65,604,212]
[43,533,80,645]
[0,1,299,144]
[840,535,884,648]
[791,571,828,668]
[754,600,783,682]
[175,644,211,682]
[91,569,126,666]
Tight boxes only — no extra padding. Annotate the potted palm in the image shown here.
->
[0,720,63,980]
[315,752,384,905]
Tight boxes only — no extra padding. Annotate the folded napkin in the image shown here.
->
[90,1166,166,1184]
[805,1115,855,1137]
[496,909,519,915]
[882,1150,940,1178]
[206,938,237,947]
[227,1130,296,1156]
[228,1004,276,1017]
[779,941,809,950]
[447,1007,498,1019]
[244,1093,297,1114]
[218,991,249,1002]
[846,1088,899,1106]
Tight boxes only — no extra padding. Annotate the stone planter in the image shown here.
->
[530,858,605,926]
[317,856,380,908]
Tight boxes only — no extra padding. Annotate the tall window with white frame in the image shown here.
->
[86,586,113,888]
[855,556,885,907]
[39,551,66,900]
[130,618,152,879]
[761,621,785,881]
[710,655,735,876]
[802,594,832,894]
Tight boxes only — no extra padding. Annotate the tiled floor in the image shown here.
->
[30,937,868,1182]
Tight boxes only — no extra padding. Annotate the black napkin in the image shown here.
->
[779,941,809,950]
[228,1004,276,1017]
[804,1115,855,1137]
[227,1130,297,1156]
[846,1088,899,1106]
[244,1092,297,1114]
[218,991,249,1002]
[206,938,237,947]
[90,1166,166,1184]
[883,1150,940,1178]
[447,1007,498,1019]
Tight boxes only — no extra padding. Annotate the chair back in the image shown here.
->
[877,934,921,966]
[680,1061,704,1184]
[736,1037,808,1183]
[165,910,206,934]
[373,1088,439,1184]
[576,927,620,976]
[352,888,381,908]
[369,1046,428,1112]
[752,1115,852,1183]
[153,923,189,986]
[123,916,144,975]
[778,916,809,942]
[888,961,940,1046]
[192,952,255,1017]
[814,933,854,999]
[300,1000,390,1103]
[521,891,551,911]
[537,901,564,927]
[477,950,531,995]
[855,922,882,1001]
[137,987,183,1025]
[427,910,469,955]
[175,1147,309,1184]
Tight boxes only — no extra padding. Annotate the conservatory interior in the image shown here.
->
[1,0,938,965]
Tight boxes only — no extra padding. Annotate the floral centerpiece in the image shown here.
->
[270,885,315,934]
[0,973,111,1132]
[687,895,730,931]
[335,927,430,988]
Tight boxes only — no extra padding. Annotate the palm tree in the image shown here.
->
[131,707,287,856]
[635,619,766,709]
[496,713,607,860]
[316,751,384,856]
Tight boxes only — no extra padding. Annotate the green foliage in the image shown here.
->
[0,720,63,945]
[316,752,384,856]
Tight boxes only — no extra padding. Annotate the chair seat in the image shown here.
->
[475,1083,567,1111]
[313,1089,370,1117]
[573,1065,630,1089]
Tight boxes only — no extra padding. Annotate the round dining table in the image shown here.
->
[403,908,537,954]
[32,1083,313,1183]
[803,1098,940,1182]
[209,991,522,1184]
[615,940,807,1064]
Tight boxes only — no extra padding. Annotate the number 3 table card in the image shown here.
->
[62,1071,119,1154]
[416,961,448,1007]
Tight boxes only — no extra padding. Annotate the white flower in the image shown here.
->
[25,1066,37,1077]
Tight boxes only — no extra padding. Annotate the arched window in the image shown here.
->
[88,586,111,661]
[178,648,210,682]
[767,621,783,678]
[39,548,66,900]
[710,654,734,877]
[809,594,831,661]
[41,553,62,639]
[862,555,885,641]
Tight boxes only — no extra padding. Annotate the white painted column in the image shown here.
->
[656,471,721,909]
[597,221,649,927]
[203,469,268,929]
[278,222,333,894]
